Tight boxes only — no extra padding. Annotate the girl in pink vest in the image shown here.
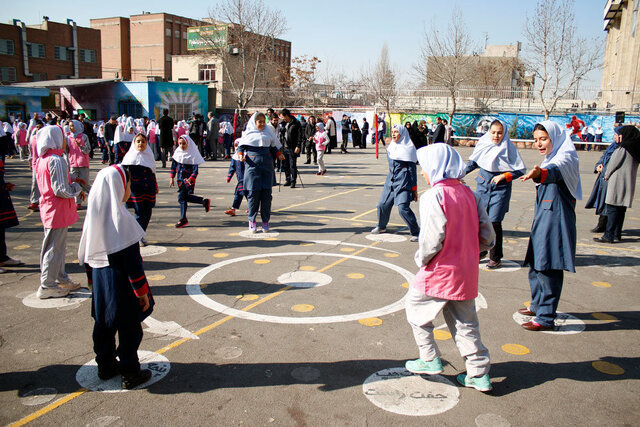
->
[405,144,495,392]
[28,120,45,211]
[67,120,91,209]
[314,122,329,175]
[34,126,85,299]
[15,122,28,161]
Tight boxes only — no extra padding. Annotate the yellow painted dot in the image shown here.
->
[352,223,364,226]
[318,218,330,223]
[196,227,209,231]
[215,197,225,200]
[596,250,609,255]
[347,273,365,279]
[592,361,625,375]
[592,312,618,321]
[254,259,270,264]
[147,274,166,281]
[175,247,190,251]
[265,237,277,241]
[159,201,169,204]
[72,259,79,264]
[384,253,400,258]
[340,247,355,252]
[300,266,316,271]
[401,282,409,289]
[502,343,531,355]
[13,244,30,250]
[236,294,259,301]
[434,330,452,340]
[292,304,314,312]
[300,243,314,247]
[213,253,229,258]
[166,223,174,227]
[228,232,239,236]
[592,281,612,288]
[524,301,531,307]
[359,318,383,327]
[149,241,159,244]
[36,222,43,226]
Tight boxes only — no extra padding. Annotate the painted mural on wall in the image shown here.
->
[0,95,43,122]
[149,82,208,121]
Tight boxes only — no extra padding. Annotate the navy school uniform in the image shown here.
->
[170,160,204,220]
[377,155,419,236]
[125,165,157,231]
[523,165,577,327]
[227,158,245,210]
[114,141,130,164]
[465,161,524,223]
[240,146,276,223]
[0,160,19,261]
[92,243,151,375]
[585,143,618,216]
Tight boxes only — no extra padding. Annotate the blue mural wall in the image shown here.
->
[148,82,208,121]
[0,87,49,121]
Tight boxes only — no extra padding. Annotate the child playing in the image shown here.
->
[67,120,91,210]
[519,121,581,331]
[28,120,44,211]
[314,122,329,175]
[405,144,495,392]
[122,133,158,246]
[14,122,28,161]
[35,125,85,299]
[77,165,153,389]
[0,133,21,273]
[170,135,210,228]
[225,140,245,216]
[114,118,135,164]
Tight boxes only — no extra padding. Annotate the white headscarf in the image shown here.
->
[237,113,281,149]
[468,120,526,174]
[78,165,145,268]
[386,124,417,163]
[70,120,84,137]
[114,117,136,143]
[537,120,582,200]
[173,134,204,165]
[121,134,156,172]
[36,125,65,156]
[417,144,466,185]
[146,120,157,135]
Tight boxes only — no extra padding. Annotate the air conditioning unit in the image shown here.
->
[228,46,240,55]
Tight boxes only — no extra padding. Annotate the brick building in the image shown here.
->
[0,17,101,84]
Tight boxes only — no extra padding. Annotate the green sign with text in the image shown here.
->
[187,25,228,50]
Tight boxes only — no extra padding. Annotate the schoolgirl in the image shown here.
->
[224,140,246,216]
[77,165,153,389]
[114,117,135,164]
[122,133,158,246]
[28,120,44,211]
[236,112,284,233]
[585,126,620,233]
[14,122,28,161]
[371,124,420,241]
[170,135,210,228]
[67,120,92,210]
[465,119,526,269]
[146,120,159,160]
[314,122,329,175]
[95,121,108,164]
[0,132,21,273]
[405,144,494,392]
[34,126,84,299]
[519,121,581,331]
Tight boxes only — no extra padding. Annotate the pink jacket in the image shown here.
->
[16,128,27,146]
[29,135,39,169]
[314,131,330,152]
[67,134,90,168]
[36,152,79,229]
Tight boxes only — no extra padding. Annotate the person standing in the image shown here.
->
[361,117,369,149]
[206,112,219,161]
[433,117,446,143]
[189,113,205,156]
[304,115,318,165]
[104,116,118,165]
[377,115,387,146]
[351,119,362,149]
[340,114,351,153]
[157,109,175,168]
[279,109,302,188]
[325,115,336,153]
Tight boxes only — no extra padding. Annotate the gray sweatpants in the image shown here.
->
[30,170,40,204]
[70,167,90,205]
[405,287,490,377]
[40,227,71,288]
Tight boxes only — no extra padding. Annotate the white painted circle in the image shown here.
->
[20,387,57,406]
[214,346,243,359]
[291,367,320,382]
[277,271,332,288]
[512,311,585,334]
[22,288,91,309]
[86,416,125,427]
[75,350,170,392]
[480,260,521,272]
[362,368,459,416]
[476,413,512,427]
[140,245,167,257]
[187,252,413,324]
[238,230,280,239]
[366,234,407,243]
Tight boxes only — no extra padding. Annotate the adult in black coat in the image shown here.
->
[432,117,446,143]
[157,109,175,168]
[351,120,362,149]
[280,109,302,188]
[361,118,369,149]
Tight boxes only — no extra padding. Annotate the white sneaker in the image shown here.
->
[37,286,70,299]
[0,257,22,267]
[371,227,386,234]
[410,236,419,242]
[58,280,81,291]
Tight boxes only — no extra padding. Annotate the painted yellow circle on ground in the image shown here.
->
[159,201,169,204]
[265,237,278,241]
[596,250,609,255]
[196,228,209,231]
[175,247,190,251]
[434,330,452,340]
[359,318,383,327]
[215,197,225,200]
[300,265,316,271]
[318,218,330,223]
[254,259,271,264]
[213,253,229,258]
[352,223,364,226]
[592,312,618,321]
[236,294,259,301]
[592,281,612,288]
[300,242,314,246]
[147,274,166,281]
[502,343,531,355]
[384,253,400,258]
[166,223,174,227]
[228,232,239,236]
[72,259,79,264]
[292,304,314,312]
[524,301,531,307]
[13,244,30,250]
[36,222,43,226]
[592,361,625,375]
[347,273,365,279]
[401,282,409,288]
[340,247,355,252]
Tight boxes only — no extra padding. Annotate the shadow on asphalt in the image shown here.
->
[575,254,640,267]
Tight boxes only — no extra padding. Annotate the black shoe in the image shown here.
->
[593,236,614,244]
[291,182,296,188]
[283,182,291,187]
[590,227,605,233]
[479,251,488,261]
[121,369,152,390]
[97,361,119,380]
[304,161,311,164]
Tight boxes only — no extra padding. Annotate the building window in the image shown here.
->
[198,64,216,81]
[119,100,143,118]
[27,43,45,58]
[80,49,96,63]
[166,53,171,62]
[0,39,15,55]
[183,31,187,39]
[168,103,191,121]
[0,67,17,82]
[175,30,180,38]
[54,46,71,61]
[32,73,47,81]
[165,28,171,37]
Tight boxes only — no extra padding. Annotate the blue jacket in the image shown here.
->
[465,161,524,223]
[379,155,417,206]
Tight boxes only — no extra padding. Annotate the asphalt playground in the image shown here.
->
[0,144,638,426]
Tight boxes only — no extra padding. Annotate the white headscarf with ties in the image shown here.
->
[78,165,145,268]
[237,112,281,149]
[121,133,156,172]
[417,143,466,185]
[537,120,582,200]
[387,124,417,163]
[173,134,204,165]
[36,125,65,156]
[468,119,526,174]
[70,120,84,137]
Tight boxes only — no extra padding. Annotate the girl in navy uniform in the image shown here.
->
[519,121,581,331]
[114,118,135,164]
[465,120,526,268]
[170,135,210,228]
[371,124,420,241]
[225,140,246,216]
[0,133,21,273]
[122,133,158,246]
[78,165,153,389]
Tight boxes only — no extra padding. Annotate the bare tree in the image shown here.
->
[362,44,397,120]
[415,9,475,122]
[524,0,603,119]
[204,0,287,109]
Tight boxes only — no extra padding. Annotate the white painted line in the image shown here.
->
[512,311,585,335]
[309,239,400,254]
[143,317,199,340]
[479,260,521,272]
[277,271,332,288]
[186,252,414,324]
[140,245,168,257]
[366,234,407,243]
[238,230,280,239]
[19,388,57,406]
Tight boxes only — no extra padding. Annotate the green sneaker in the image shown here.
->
[456,373,492,392]
[405,357,443,375]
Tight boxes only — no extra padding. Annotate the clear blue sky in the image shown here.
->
[3,0,606,86]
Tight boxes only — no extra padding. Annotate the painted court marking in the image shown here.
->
[479,260,521,272]
[187,252,413,324]
[21,289,91,309]
[277,271,332,288]
[238,230,281,239]
[140,245,167,257]
[512,311,585,335]
[366,234,407,243]
[307,239,400,254]
[362,368,459,416]
[19,388,58,406]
